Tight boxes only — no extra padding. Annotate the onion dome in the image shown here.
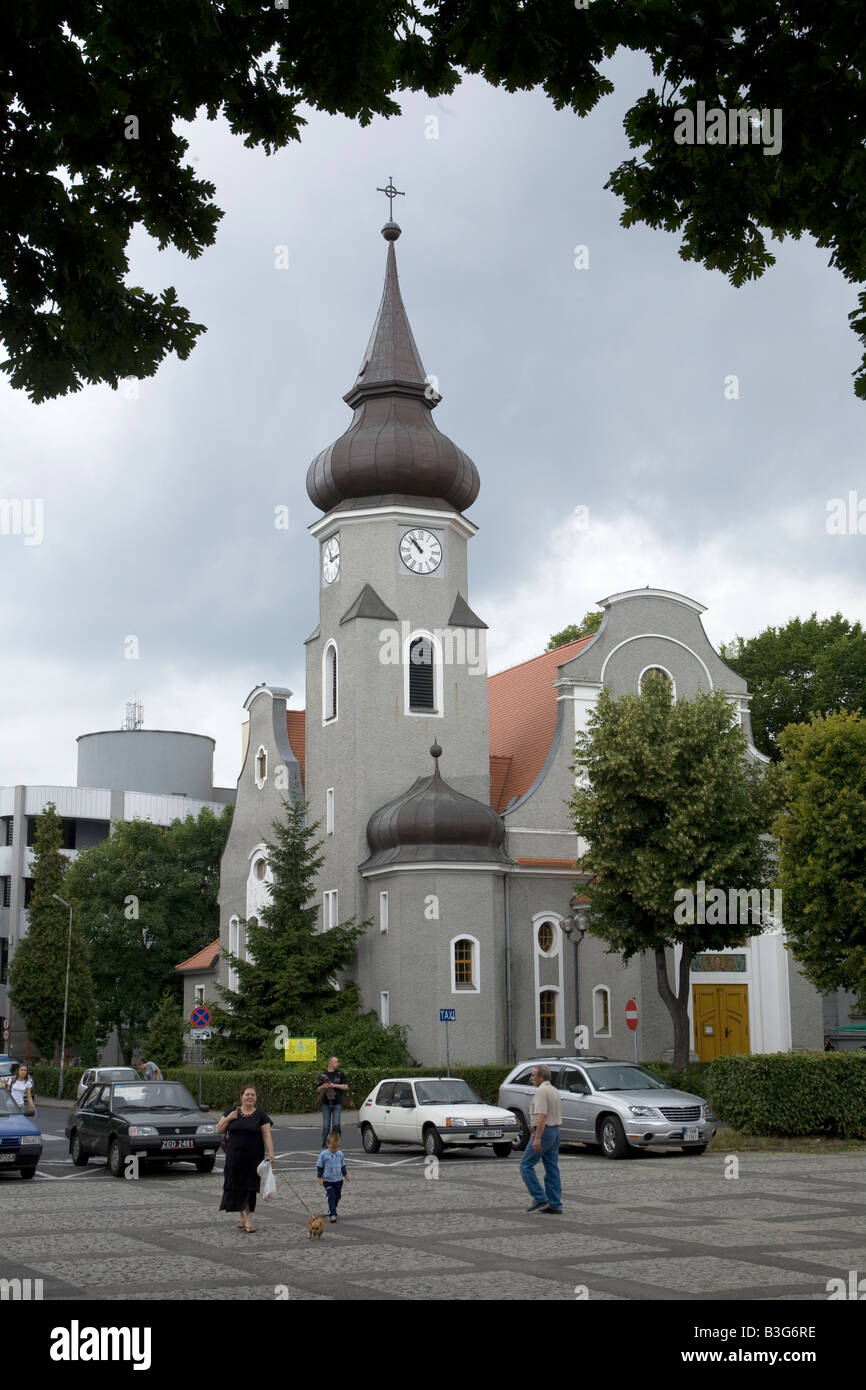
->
[361,743,512,870]
[306,224,480,514]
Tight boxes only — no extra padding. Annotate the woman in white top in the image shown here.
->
[10,1065,35,1115]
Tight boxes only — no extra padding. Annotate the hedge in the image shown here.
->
[162,1064,512,1112]
[707,1051,866,1138]
[28,1064,80,1100]
[642,1060,711,1100]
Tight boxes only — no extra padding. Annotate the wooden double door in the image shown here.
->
[692,984,749,1060]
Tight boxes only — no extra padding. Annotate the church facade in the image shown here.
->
[214,220,823,1067]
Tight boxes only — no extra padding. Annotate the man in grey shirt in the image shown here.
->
[519,1065,563,1213]
[139,1060,162,1081]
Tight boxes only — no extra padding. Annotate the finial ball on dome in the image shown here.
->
[381,221,401,241]
[430,742,443,760]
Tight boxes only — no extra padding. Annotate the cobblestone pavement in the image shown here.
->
[2,1147,865,1301]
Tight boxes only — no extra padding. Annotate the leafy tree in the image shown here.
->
[65,807,231,1063]
[142,990,186,1069]
[774,711,866,1001]
[5,5,866,400]
[546,610,603,650]
[721,614,866,759]
[209,799,409,1067]
[570,678,780,1069]
[8,804,93,1060]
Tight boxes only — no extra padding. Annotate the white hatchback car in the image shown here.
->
[358,1077,522,1158]
[76,1066,139,1099]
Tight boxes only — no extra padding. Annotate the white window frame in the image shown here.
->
[194,985,205,1005]
[403,628,444,718]
[322,641,338,724]
[536,986,562,1048]
[228,915,241,993]
[535,918,561,958]
[254,745,268,789]
[323,889,338,932]
[326,787,335,835]
[638,664,677,700]
[593,984,612,1038]
[379,890,389,934]
[450,934,480,994]
[380,991,390,1026]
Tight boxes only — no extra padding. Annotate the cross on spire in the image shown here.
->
[377,176,405,220]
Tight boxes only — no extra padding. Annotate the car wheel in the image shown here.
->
[195,1154,216,1173]
[361,1123,381,1154]
[599,1114,630,1159]
[107,1139,125,1177]
[492,1142,512,1158]
[423,1125,444,1158]
[681,1144,708,1156]
[70,1132,89,1166]
[510,1110,529,1151]
[20,1166,36,1180]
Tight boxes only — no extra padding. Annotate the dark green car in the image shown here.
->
[65,1080,220,1177]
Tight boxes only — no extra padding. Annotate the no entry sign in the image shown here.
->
[625,999,639,1031]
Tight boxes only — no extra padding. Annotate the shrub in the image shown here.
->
[162,1063,512,1112]
[642,1059,712,1099]
[707,1051,866,1138]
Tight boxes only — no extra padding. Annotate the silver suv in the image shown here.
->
[498,1057,716,1158]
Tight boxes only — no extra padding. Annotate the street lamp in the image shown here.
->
[562,895,590,1052]
[51,894,73,1101]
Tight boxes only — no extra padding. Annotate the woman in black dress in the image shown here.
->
[216,1084,274,1232]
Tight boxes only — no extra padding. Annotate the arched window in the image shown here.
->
[323,642,338,722]
[639,666,675,698]
[404,629,443,716]
[451,935,480,993]
[255,746,268,788]
[228,916,241,993]
[539,989,559,1043]
[409,636,435,711]
[593,985,611,1037]
[254,858,267,881]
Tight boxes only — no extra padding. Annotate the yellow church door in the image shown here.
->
[693,984,750,1060]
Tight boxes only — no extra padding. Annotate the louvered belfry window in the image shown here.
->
[409,636,435,711]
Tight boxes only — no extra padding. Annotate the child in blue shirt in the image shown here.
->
[317,1131,350,1222]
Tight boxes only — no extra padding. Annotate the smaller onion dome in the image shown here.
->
[361,743,512,870]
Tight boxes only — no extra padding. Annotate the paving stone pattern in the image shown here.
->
[1,1151,864,1301]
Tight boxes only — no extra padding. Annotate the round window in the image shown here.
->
[537,921,555,953]
[254,859,267,881]
[640,667,671,691]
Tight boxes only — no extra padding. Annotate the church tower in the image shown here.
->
[304,212,510,1059]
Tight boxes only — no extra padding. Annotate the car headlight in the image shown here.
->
[20,1135,41,1145]
[702,1106,716,1121]
[196,1124,216,1135]
[628,1106,662,1119]
[128,1125,157,1136]
[445,1117,468,1127]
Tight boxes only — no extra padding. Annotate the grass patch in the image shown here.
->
[707,1125,866,1154]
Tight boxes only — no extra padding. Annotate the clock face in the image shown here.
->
[400,528,442,575]
[322,536,340,585]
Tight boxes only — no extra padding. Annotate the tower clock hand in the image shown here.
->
[411,537,423,554]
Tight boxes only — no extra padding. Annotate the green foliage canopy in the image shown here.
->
[4,4,866,400]
[546,609,603,650]
[774,711,866,1001]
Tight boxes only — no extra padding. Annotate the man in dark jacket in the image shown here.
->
[316,1056,348,1148]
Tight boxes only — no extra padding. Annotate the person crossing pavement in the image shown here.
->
[519,1064,563,1213]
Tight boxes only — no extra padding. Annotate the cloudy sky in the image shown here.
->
[2,51,864,791]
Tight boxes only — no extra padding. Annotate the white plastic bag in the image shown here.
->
[257,1158,277,1200]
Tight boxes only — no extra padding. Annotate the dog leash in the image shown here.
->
[282,1171,315,1216]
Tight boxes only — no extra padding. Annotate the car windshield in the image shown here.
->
[588,1065,666,1092]
[0,1090,30,1116]
[414,1080,482,1105]
[112,1083,196,1112]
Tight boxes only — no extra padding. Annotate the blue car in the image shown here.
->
[0,1087,42,1178]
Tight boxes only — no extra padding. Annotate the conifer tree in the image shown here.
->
[142,990,185,1069]
[208,800,372,1065]
[9,804,93,1060]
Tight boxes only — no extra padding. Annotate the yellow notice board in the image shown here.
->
[284,1038,317,1062]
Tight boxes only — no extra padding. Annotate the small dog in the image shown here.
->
[307,1214,325,1240]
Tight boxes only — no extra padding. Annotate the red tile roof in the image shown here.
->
[287,710,306,790]
[175,940,220,973]
[488,636,594,811]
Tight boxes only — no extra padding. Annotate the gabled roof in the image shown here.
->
[488,635,595,811]
[175,940,220,973]
[286,710,306,790]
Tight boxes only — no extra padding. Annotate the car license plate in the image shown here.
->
[160,1139,194,1149]
[683,1127,700,1142]
[475,1129,502,1138]
[0,1153,16,1162]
